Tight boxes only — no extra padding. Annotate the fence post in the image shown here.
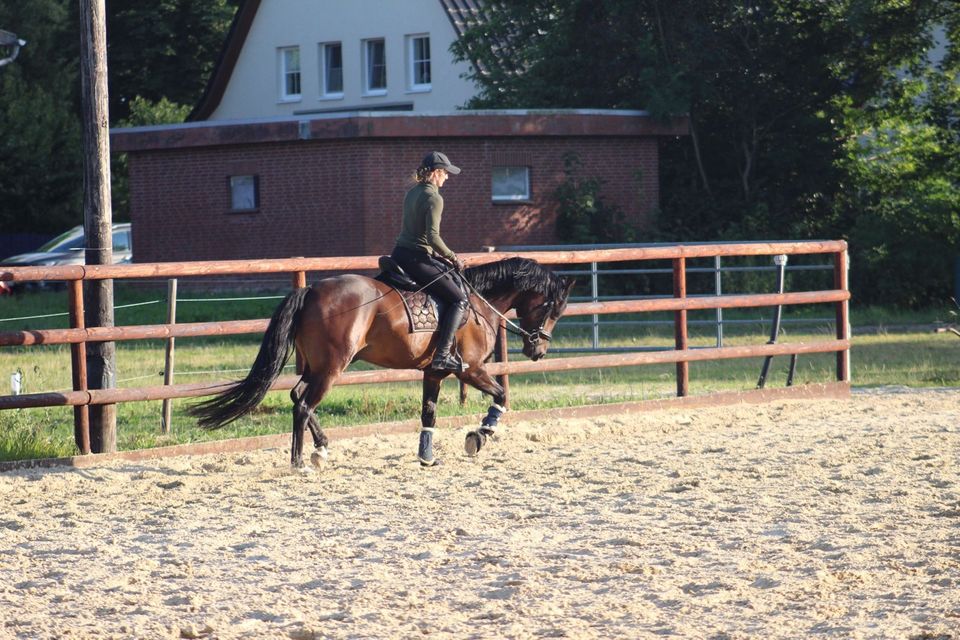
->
[80,0,117,454]
[293,269,307,375]
[161,278,177,434]
[496,320,510,409]
[68,280,90,454]
[591,261,600,350]
[673,257,689,397]
[757,255,788,389]
[714,255,724,348]
[834,250,850,382]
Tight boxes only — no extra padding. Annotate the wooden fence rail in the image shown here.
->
[0,242,851,455]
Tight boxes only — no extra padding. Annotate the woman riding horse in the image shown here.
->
[391,151,468,373]
[189,256,575,469]
[189,152,577,469]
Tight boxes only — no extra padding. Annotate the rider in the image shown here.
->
[391,151,469,373]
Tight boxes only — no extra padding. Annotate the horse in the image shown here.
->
[189,257,575,468]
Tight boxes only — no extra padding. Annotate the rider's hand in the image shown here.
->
[453,256,466,272]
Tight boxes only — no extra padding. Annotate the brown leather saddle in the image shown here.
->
[375,256,471,334]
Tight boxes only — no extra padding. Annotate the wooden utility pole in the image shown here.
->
[79,0,116,452]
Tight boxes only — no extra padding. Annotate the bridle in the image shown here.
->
[455,271,556,347]
[518,299,555,346]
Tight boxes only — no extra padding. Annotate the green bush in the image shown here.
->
[554,152,639,245]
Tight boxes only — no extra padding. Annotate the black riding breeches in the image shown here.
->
[391,246,467,305]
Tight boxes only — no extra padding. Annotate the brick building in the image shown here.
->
[111,110,688,263]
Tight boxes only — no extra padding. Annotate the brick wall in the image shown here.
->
[120,112,684,262]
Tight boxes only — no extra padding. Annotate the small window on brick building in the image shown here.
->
[229,175,259,211]
[492,166,530,201]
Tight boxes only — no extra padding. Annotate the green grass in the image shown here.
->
[1,285,958,461]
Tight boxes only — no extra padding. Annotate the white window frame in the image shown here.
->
[491,166,531,202]
[406,34,431,92]
[320,41,344,99]
[362,38,387,96]
[278,46,301,102]
[229,175,260,212]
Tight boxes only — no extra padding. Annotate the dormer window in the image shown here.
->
[363,38,387,95]
[407,34,431,92]
[279,46,301,101]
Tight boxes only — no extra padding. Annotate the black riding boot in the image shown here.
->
[430,299,468,372]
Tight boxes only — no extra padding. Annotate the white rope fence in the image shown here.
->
[0,299,163,323]
[1,287,295,402]
[0,294,285,324]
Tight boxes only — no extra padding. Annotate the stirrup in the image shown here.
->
[429,352,465,373]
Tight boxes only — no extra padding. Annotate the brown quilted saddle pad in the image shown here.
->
[398,290,439,333]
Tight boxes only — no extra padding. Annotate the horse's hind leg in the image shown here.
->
[290,380,310,469]
[290,371,337,469]
[306,412,329,462]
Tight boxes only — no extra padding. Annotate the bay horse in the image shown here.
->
[190,257,575,468]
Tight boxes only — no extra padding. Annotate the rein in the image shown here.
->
[379,261,555,346]
[459,274,554,345]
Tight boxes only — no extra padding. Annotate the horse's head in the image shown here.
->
[515,276,575,361]
[463,257,577,361]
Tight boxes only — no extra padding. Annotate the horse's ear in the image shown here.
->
[562,277,576,299]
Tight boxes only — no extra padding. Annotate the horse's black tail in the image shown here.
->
[190,287,311,430]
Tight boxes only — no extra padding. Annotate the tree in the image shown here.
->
[453,0,959,305]
[554,152,637,245]
[0,0,237,235]
[0,0,83,234]
[106,0,238,123]
[835,40,960,306]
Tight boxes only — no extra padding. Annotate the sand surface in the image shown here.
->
[1,389,958,640]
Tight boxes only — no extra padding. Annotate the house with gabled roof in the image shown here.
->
[191,0,484,120]
[112,1,688,265]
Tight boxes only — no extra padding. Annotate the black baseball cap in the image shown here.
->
[420,151,461,175]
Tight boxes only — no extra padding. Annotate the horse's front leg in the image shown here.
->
[457,367,506,457]
[418,373,445,467]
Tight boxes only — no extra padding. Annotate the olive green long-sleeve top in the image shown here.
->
[395,182,457,261]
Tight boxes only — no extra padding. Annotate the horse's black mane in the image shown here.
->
[464,257,569,315]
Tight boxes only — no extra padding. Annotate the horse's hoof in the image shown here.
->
[419,457,442,468]
[464,431,484,457]
[293,464,315,474]
[310,447,330,467]
[310,446,328,468]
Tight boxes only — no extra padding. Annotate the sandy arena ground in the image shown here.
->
[1,388,958,639]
